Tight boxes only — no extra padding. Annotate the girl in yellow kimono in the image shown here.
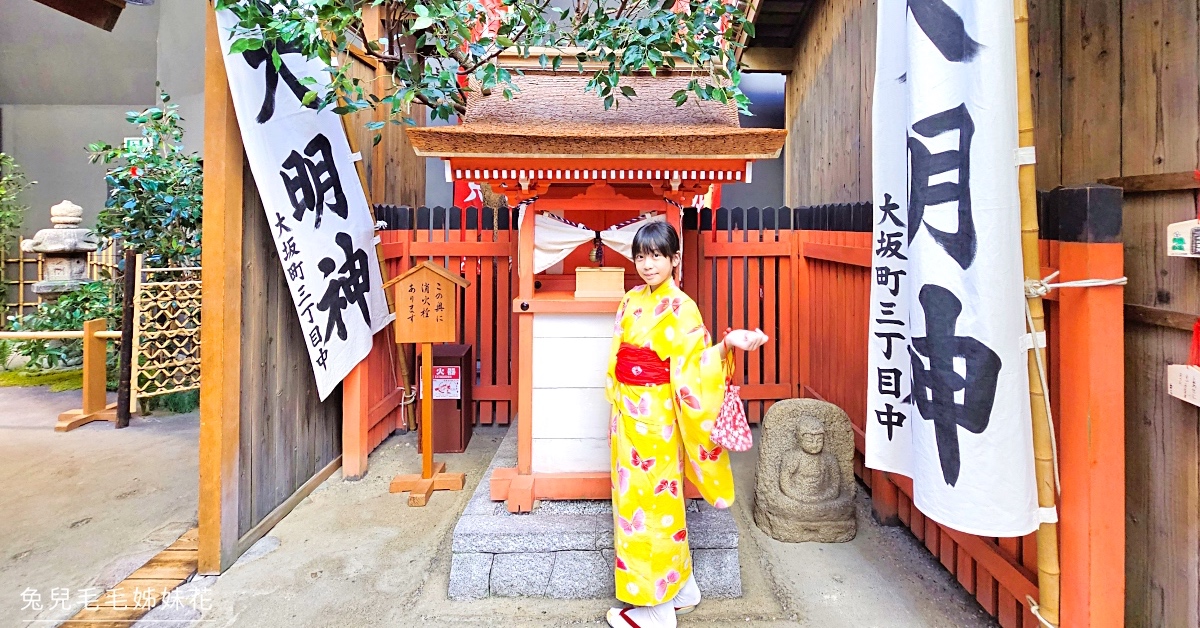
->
[605,221,768,628]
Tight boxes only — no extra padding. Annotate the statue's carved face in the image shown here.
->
[799,432,824,455]
[795,417,826,455]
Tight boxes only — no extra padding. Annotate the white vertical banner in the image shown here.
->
[215,10,391,401]
[866,0,1039,536]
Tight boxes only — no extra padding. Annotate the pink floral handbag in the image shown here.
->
[710,359,753,452]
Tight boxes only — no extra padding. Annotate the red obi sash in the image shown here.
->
[615,343,671,386]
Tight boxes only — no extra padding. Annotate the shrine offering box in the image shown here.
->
[417,344,475,454]
[575,267,625,298]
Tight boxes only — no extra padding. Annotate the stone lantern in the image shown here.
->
[21,200,99,301]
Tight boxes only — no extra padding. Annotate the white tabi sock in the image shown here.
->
[670,574,701,608]
[606,601,677,628]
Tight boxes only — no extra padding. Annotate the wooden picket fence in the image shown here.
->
[357,203,1109,626]
[1,236,121,323]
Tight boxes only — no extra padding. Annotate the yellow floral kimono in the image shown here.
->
[605,279,735,606]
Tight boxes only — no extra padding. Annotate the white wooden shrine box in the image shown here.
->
[530,312,614,472]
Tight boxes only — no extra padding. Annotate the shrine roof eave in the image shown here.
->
[404,126,787,161]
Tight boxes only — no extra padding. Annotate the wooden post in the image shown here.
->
[420,342,434,478]
[389,261,468,506]
[1046,185,1126,627]
[116,249,137,428]
[54,319,119,432]
[342,359,371,480]
[198,6,245,576]
[1015,0,1061,622]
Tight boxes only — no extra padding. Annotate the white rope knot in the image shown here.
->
[1025,595,1057,628]
[1025,271,1128,299]
[1024,278,1052,298]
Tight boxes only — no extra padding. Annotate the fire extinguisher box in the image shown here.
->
[417,344,474,454]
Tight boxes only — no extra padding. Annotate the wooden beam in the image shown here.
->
[741,47,796,73]
[32,0,124,31]
[198,7,245,576]
[1098,171,1200,193]
[235,457,343,557]
[1124,303,1198,331]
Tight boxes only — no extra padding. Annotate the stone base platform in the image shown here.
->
[449,426,743,600]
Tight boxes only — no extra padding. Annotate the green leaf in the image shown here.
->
[412,16,434,31]
[228,38,261,55]
[620,85,636,98]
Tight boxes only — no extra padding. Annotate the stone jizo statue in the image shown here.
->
[754,399,856,543]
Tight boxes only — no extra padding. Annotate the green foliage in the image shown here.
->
[0,152,35,254]
[87,89,203,269]
[6,282,120,369]
[0,368,84,392]
[140,389,200,415]
[0,339,12,370]
[214,0,753,130]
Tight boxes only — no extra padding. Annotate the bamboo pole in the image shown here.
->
[1014,0,1060,624]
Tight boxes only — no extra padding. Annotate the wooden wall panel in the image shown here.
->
[1028,0,1063,187]
[1060,0,1122,185]
[237,165,343,539]
[784,0,871,206]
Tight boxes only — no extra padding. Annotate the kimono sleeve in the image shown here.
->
[605,293,631,407]
[666,299,733,431]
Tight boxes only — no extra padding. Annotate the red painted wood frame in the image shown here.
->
[347,207,1124,627]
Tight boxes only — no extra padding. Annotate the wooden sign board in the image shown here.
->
[1167,219,1200,258]
[1168,364,1200,407]
[393,261,470,344]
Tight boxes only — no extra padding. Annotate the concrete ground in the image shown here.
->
[0,386,199,627]
[182,424,997,628]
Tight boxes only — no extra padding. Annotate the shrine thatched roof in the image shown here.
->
[405,72,787,160]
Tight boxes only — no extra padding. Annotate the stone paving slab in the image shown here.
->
[449,424,743,599]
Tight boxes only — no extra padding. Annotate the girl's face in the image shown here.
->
[634,248,679,289]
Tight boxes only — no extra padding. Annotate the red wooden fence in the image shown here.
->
[347,200,1123,627]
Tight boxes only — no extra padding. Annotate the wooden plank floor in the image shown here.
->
[67,527,198,627]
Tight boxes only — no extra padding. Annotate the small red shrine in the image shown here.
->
[407,69,786,512]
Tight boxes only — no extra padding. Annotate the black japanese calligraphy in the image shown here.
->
[280,134,348,229]
[875,331,906,360]
[878,193,905,228]
[908,284,1001,486]
[295,284,312,309]
[875,403,907,440]
[908,0,981,63]
[282,237,299,261]
[317,232,373,343]
[875,232,908,260]
[908,104,976,270]
[876,266,907,297]
[274,212,292,237]
[316,347,329,370]
[877,367,903,398]
[875,302,904,326]
[242,39,319,124]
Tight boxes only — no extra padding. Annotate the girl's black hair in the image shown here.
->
[631,221,680,257]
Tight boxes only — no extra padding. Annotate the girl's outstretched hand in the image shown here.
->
[722,328,769,354]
